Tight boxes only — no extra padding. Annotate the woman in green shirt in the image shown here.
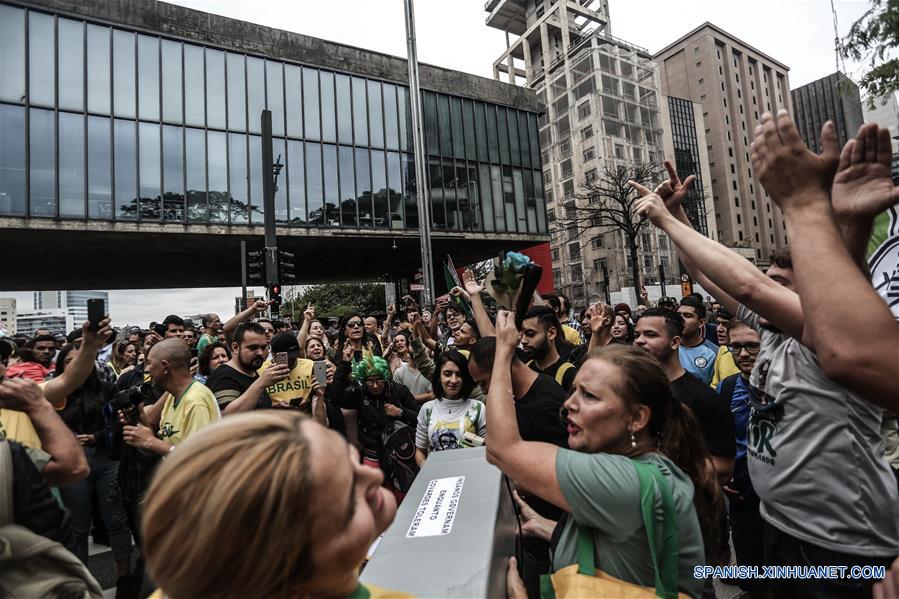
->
[487,311,719,599]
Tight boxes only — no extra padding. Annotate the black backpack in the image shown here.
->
[380,419,420,493]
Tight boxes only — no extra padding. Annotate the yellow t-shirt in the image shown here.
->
[710,344,740,389]
[0,409,41,448]
[258,359,314,406]
[158,382,220,446]
[562,324,583,346]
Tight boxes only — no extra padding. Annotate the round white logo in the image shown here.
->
[694,356,708,369]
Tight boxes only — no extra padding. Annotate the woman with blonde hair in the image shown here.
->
[142,411,401,599]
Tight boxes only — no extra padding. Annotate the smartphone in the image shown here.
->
[313,360,327,387]
[87,299,105,332]
[274,352,289,366]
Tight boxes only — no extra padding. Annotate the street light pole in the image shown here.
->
[404,0,435,307]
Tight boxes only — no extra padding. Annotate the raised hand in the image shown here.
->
[749,110,840,210]
[303,303,315,321]
[831,123,899,222]
[589,302,614,336]
[252,299,268,313]
[449,285,470,301]
[81,317,113,352]
[462,268,484,296]
[386,303,396,318]
[657,160,696,212]
[495,310,520,350]
[629,182,671,227]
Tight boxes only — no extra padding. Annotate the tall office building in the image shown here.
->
[655,23,791,265]
[486,0,690,300]
[34,290,108,323]
[0,297,16,335]
[791,72,864,154]
[16,309,74,337]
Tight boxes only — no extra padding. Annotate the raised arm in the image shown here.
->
[485,311,568,512]
[632,181,804,340]
[296,304,315,356]
[752,112,899,409]
[43,319,113,408]
[381,304,396,348]
[462,269,496,336]
[0,377,89,486]
[223,299,268,344]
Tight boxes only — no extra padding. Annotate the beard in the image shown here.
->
[525,341,550,362]
[240,354,265,371]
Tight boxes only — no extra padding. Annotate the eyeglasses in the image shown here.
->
[728,342,761,355]
[347,320,363,328]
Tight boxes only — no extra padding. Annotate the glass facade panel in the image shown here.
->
[523,167,537,232]
[184,45,204,126]
[138,122,161,220]
[305,142,323,225]
[226,53,246,131]
[371,149,387,228]
[265,60,284,136]
[0,104,26,215]
[320,71,336,143]
[322,143,338,225]
[367,80,384,149]
[302,68,320,141]
[58,112,84,217]
[428,159,443,229]
[206,50,226,129]
[248,134,262,223]
[272,137,288,224]
[508,110,522,166]
[113,119,136,219]
[284,64,302,138]
[462,100,476,161]
[423,92,438,155]
[502,166,516,231]
[528,113,540,169]
[398,86,412,152]
[437,94,452,156]
[450,97,464,158]
[351,77,368,146]
[87,115,111,219]
[338,145,355,226]
[512,168,526,232]
[246,57,264,134]
[355,147,371,228]
[474,103,488,163]
[402,154,417,228]
[86,25,110,114]
[533,171,546,233]
[0,6,25,103]
[162,124,184,221]
[112,30,135,118]
[387,151,402,227]
[490,165,504,231]
[478,164,493,232]
[286,139,305,225]
[137,35,159,121]
[58,19,84,111]
[497,107,511,164]
[453,161,469,229]
[29,109,55,216]
[228,133,249,224]
[185,127,206,222]
[442,160,457,229]
[29,12,54,107]
[161,41,183,123]
[485,105,499,163]
[335,74,352,145]
[383,84,399,151]
[207,130,228,222]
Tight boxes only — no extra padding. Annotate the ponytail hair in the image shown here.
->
[586,345,724,564]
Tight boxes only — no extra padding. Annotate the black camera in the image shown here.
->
[107,381,160,505]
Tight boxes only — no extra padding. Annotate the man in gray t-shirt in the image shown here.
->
[738,304,899,555]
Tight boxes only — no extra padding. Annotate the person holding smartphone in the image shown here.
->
[256,333,315,411]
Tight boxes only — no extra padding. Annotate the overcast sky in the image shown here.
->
[5,0,894,326]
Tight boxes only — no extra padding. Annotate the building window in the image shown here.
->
[577,102,591,120]
[585,168,597,183]
[580,125,593,140]
[583,147,595,162]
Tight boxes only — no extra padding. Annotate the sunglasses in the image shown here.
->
[347,321,363,328]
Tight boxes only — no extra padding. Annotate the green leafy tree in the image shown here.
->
[283,283,386,319]
[841,0,899,104]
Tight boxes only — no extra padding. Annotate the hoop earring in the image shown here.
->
[630,432,637,448]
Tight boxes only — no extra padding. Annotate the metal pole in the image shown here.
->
[240,239,248,311]
[601,264,611,305]
[404,0,435,307]
[261,110,278,291]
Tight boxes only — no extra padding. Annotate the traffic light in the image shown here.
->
[278,250,296,284]
[268,283,282,308]
[247,249,264,284]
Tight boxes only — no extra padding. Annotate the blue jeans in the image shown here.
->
[58,445,133,564]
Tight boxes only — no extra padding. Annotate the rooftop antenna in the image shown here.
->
[830,0,847,74]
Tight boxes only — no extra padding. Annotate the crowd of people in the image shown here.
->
[1,111,898,599]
